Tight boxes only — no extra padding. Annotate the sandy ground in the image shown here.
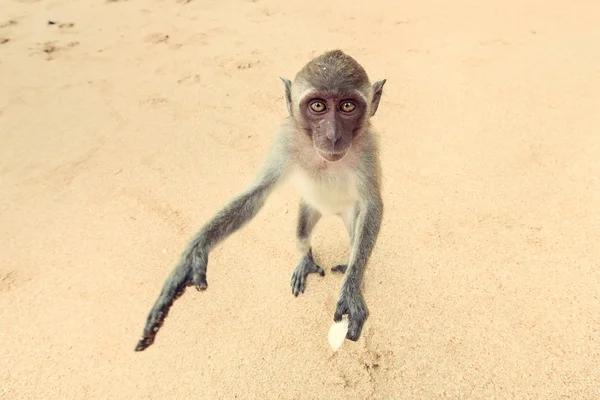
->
[1,0,599,398]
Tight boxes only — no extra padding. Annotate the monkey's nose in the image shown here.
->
[326,128,340,145]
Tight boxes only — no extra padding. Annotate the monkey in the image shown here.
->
[135,49,386,352]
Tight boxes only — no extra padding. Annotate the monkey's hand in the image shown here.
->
[333,285,369,341]
[135,245,208,351]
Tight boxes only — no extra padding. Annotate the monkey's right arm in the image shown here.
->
[135,134,289,351]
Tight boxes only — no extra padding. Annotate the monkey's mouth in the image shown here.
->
[317,150,347,162]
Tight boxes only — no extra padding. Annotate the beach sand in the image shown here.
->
[1,0,599,398]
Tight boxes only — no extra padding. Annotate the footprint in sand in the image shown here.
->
[140,97,168,107]
[0,270,32,293]
[145,32,169,44]
[237,60,260,69]
[47,20,75,28]
[1,18,17,44]
[177,74,201,85]
[0,19,18,28]
[48,21,77,34]
[33,40,80,60]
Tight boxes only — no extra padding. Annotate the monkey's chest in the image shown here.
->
[289,168,360,216]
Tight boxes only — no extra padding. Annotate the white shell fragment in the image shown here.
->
[328,316,349,351]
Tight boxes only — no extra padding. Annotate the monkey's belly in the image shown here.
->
[290,169,359,216]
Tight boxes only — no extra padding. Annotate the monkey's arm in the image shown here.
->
[334,192,383,341]
[135,135,288,351]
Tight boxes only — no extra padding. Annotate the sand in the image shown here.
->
[1,0,599,398]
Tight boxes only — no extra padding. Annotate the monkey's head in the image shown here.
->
[280,50,386,163]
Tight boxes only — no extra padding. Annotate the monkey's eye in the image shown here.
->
[340,102,356,113]
[309,101,326,113]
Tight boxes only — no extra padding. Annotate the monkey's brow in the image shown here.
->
[300,90,367,103]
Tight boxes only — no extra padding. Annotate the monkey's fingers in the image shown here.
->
[135,283,189,351]
[135,333,156,351]
[135,306,169,352]
[135,264,192,351]
[333,302,348,322]
[346,316,366,341]
[333,294,368,341]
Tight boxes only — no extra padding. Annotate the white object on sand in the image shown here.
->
[328,316,349,351]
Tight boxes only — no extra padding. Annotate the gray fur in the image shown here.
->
[135,50,385,351]
[296,201,321,253]
[291,201,323,295]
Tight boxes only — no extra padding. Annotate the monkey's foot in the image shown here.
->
[291,252,325,296]
[331,264,348,274]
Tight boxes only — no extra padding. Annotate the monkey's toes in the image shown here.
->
[331,264,348,274]
[291,271,304,297]
[290,262,324,296]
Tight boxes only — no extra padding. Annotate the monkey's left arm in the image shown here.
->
[334,191,383,341]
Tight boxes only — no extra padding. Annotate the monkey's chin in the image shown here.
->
[317,150,347,162]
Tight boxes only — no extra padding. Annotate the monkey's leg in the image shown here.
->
[290,201,324,296]
[331,204,359,274]
[334,198,382,341]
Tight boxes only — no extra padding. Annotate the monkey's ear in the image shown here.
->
[280,77,293,116]
[370,79,387,116]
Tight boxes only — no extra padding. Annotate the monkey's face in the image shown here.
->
[299,93,367,162]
